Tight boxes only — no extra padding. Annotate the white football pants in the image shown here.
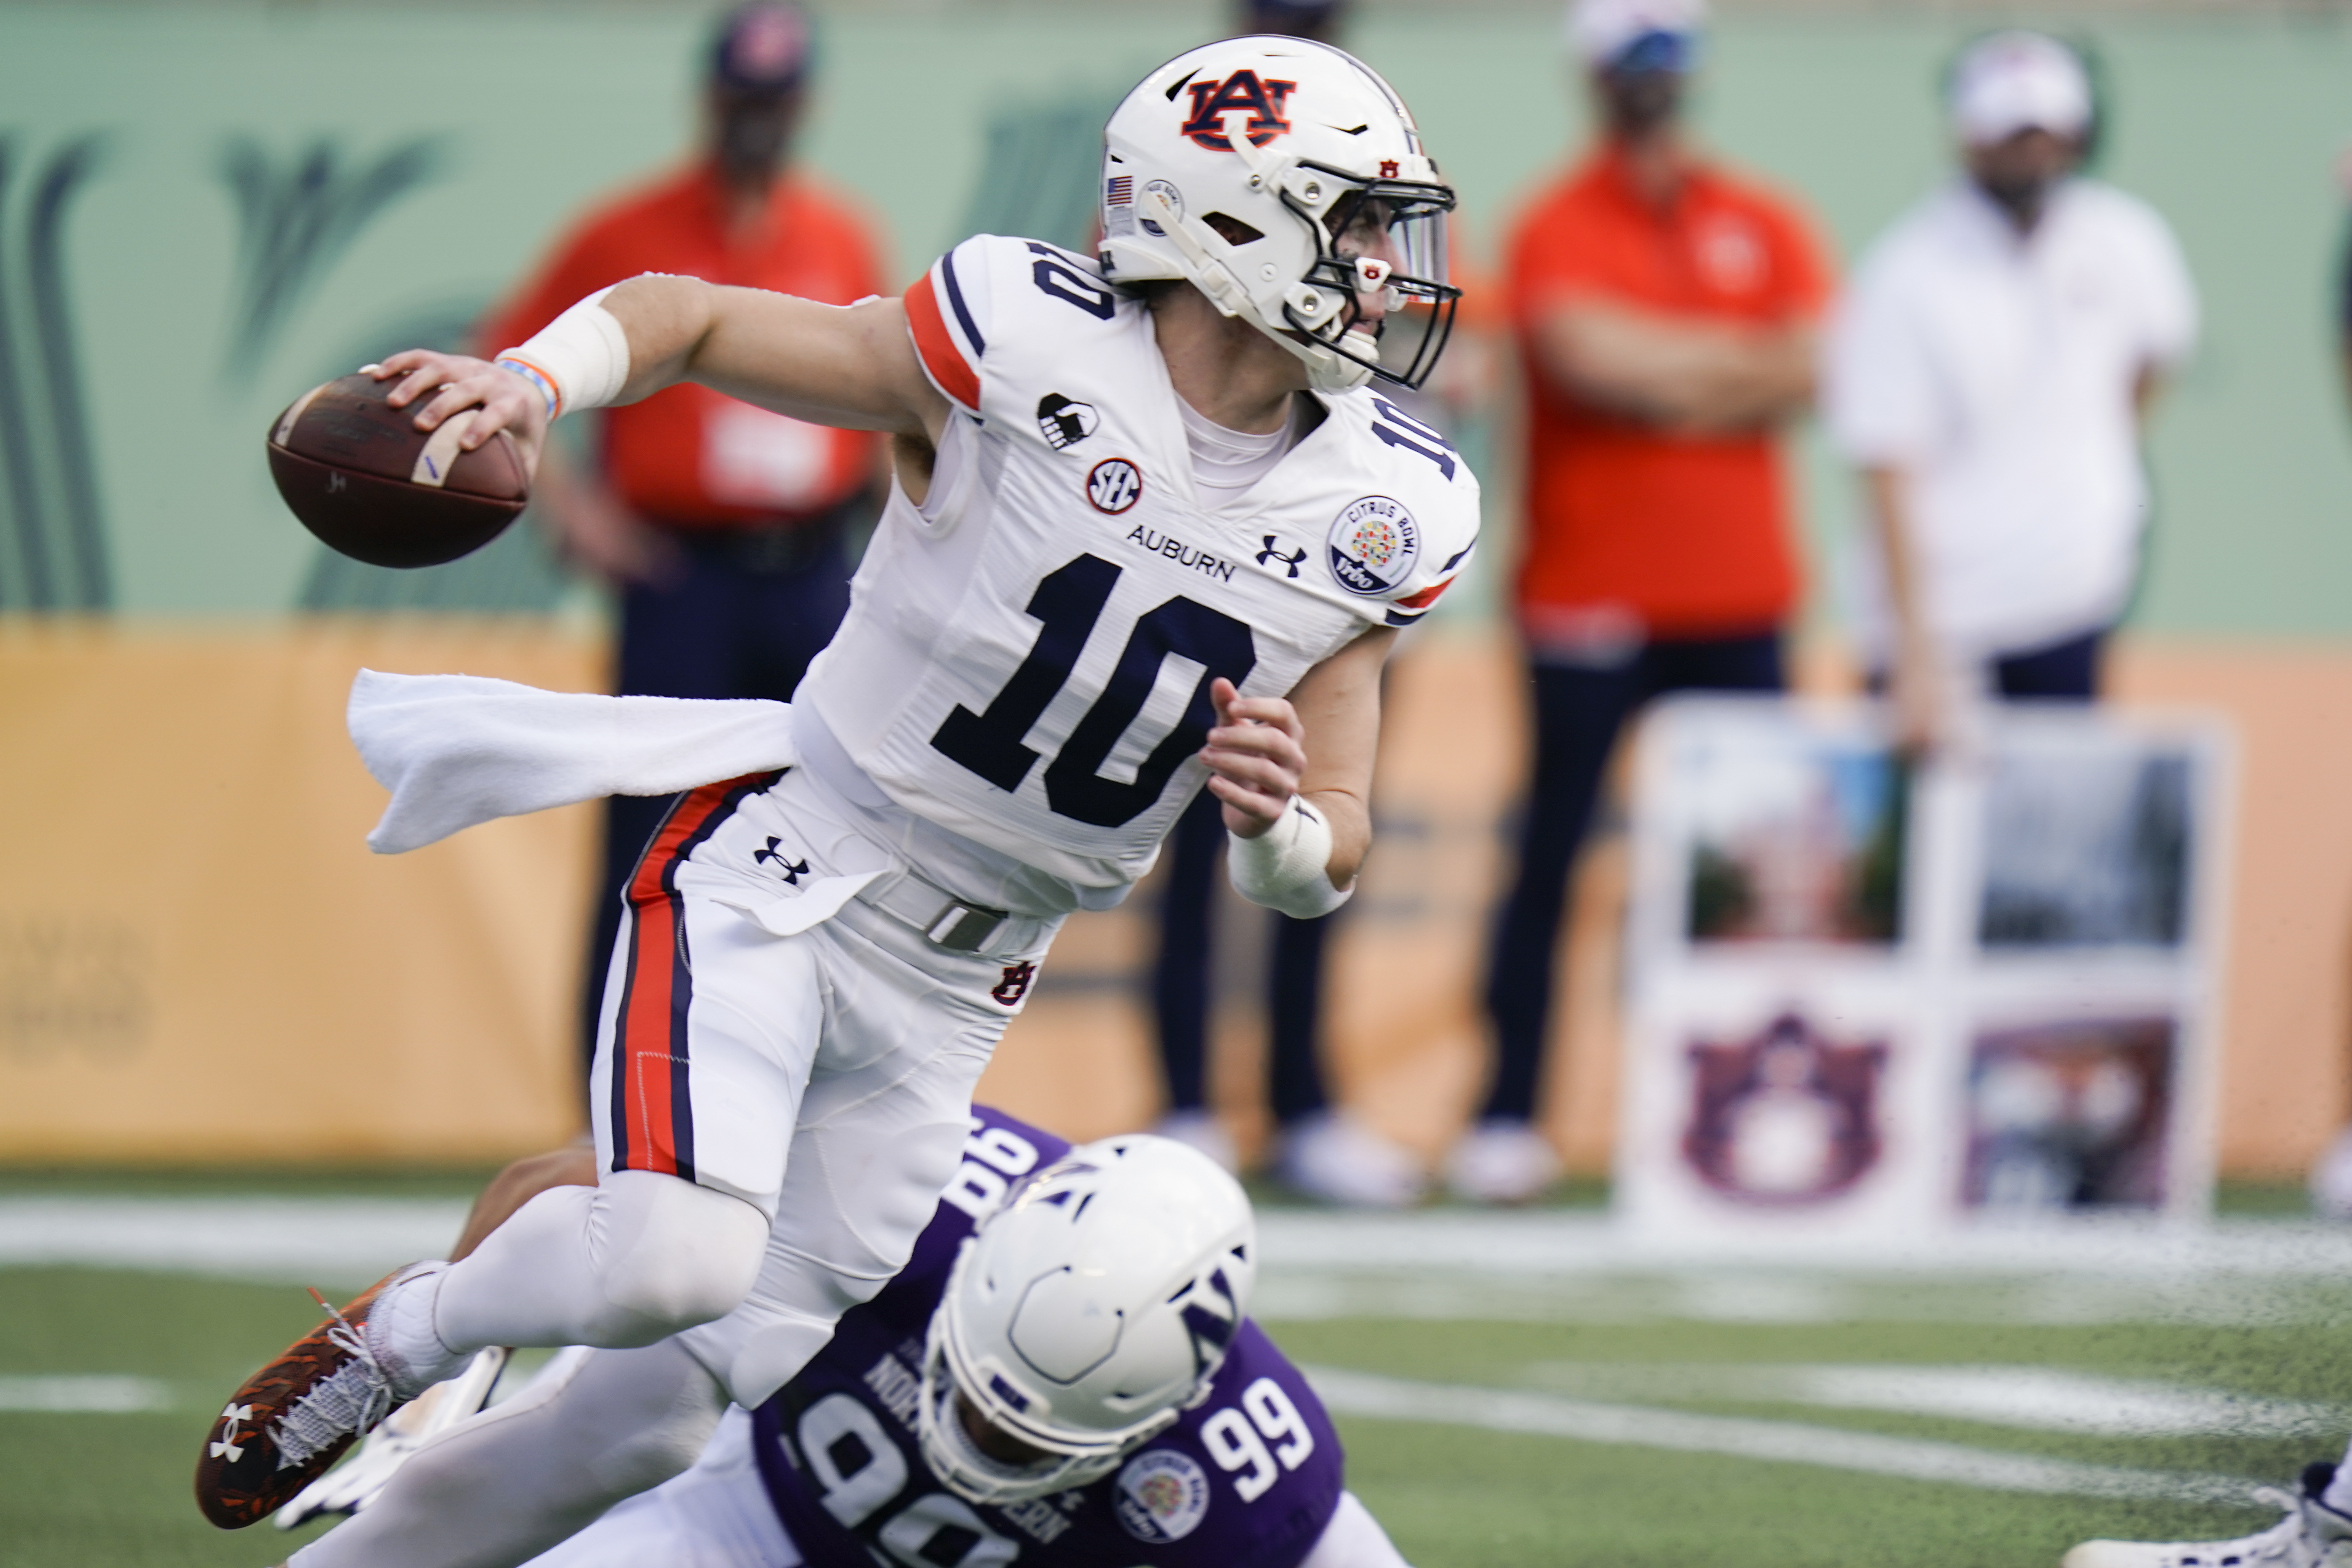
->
[301,769,1050,1568]
[442,767,1047,1407]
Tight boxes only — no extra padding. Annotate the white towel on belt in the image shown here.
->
[348,669,799,854]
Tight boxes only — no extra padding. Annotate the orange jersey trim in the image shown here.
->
[904,272,982,413]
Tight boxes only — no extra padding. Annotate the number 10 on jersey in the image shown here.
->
[931,554,1256,829]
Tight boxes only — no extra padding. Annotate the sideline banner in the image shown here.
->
[1615,696,2232,1239]
[0,620,601,1163]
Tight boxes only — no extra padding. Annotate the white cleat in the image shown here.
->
[1278,1111,1427,1208]
[2065,1466,2352,1568]
[1442,1118,1563,1205]
[272,1346,510,1530]
[1153,1109,1239,1175]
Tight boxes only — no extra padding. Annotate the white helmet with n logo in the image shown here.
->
[1099,36,1461,393]
[916,1134,1256,1504]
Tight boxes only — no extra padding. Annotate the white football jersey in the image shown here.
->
[794,234,1480,895]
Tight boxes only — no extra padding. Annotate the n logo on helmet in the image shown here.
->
[1176,1265,1242,1376]
[1180,71,1298,151]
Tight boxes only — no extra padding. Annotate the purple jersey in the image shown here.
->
[751,1106,1344,1568]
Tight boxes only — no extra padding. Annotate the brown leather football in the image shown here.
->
[267,373,529,570]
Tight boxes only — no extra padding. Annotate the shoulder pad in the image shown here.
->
[1322,392,1482,627]
[904,234,1135,423]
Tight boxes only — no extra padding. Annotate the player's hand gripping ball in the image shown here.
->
[266,373,529,569]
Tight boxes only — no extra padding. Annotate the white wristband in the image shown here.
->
[496,283,630,419]
[1226,795,1350,920]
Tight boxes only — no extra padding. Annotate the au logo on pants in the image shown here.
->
[992,961,1037,1006]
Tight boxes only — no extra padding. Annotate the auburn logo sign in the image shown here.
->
[1179,71,1298,151]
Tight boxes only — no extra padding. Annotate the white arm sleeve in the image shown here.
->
[1297,1491,1413,1568]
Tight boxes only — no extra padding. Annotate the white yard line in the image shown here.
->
[1520,1363,2348,1440]
[1255,1211,2352,1280]
[0,1197,468,1285]
[0,1375,172,1413]
[1302,1366,2268,1508]
[2,1197,2349,1314]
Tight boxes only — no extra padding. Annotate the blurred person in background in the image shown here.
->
[2306,149,2352,1222]
[1467,0,1829,1203]
[480,0,889,1072]
[1148,0,1433,1207]
[1823,31,2196,753]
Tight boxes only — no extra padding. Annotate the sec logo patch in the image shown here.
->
[1114,1449,1210,1543]
[1088,457,1143,514]
[1327,494,1420,597]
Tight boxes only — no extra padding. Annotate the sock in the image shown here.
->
[365,1264,462,1399]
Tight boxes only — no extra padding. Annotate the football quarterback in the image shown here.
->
[198,36,1473,1568]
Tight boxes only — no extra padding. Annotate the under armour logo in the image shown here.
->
[210,1402,253,1463]
[753,838,811,885]
[1257,535,1307,578]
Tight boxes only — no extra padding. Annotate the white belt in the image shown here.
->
[854,867,1053,958]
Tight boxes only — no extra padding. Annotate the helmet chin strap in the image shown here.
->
[1142,188,1372,393]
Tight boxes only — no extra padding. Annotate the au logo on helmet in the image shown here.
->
[1179,71,1298,151]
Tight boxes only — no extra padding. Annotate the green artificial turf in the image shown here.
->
[4,1258,2338,1567]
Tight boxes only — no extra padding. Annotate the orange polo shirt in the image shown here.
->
[482,163,887,530]
[1507,145,1832,639]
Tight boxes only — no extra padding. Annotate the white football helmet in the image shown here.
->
[1099,36,1460,393]
[916,1134,1256,1505]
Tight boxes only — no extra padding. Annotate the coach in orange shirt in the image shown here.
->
[481,1,888,1063]
[1456,0,1831,1203]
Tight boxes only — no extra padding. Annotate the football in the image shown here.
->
[267,373,530,569]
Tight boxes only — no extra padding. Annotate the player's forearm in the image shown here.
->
[1305,785,1373,889]
[1289,627,1390,889]
[601,278,934,437]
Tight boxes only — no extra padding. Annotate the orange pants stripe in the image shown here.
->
[606,771,782,1182]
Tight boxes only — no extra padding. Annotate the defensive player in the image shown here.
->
[286,1111,1413,1568]
[196,35,1476,1568]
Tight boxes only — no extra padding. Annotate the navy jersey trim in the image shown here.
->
[940,249,986,357]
